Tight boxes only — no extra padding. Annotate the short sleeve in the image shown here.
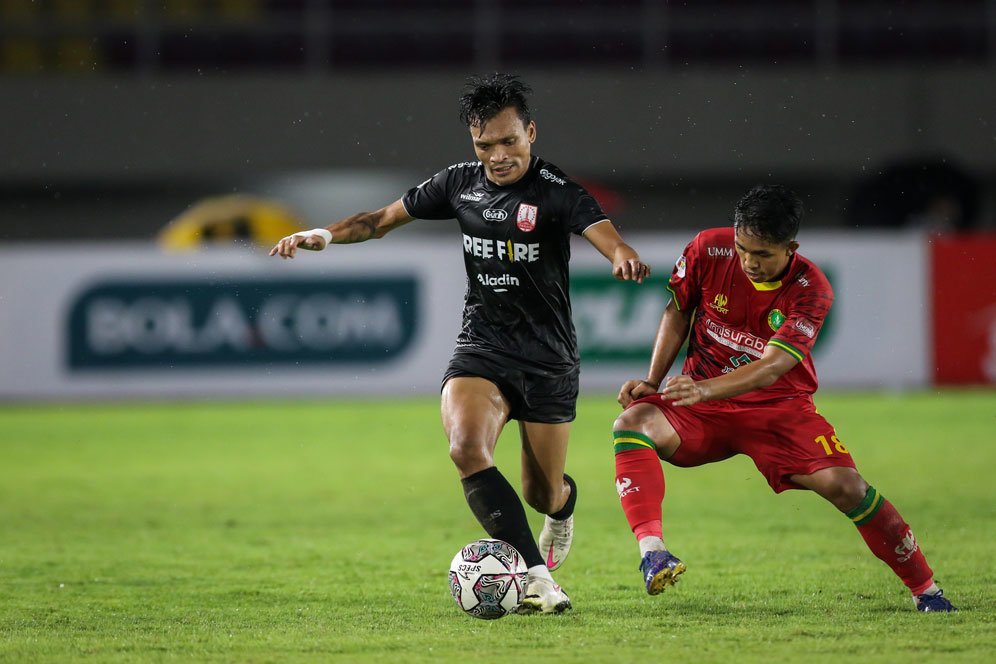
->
[566,185,609,236]
[402,168,455,220]
[768,277,834,362]
[665,237,702,312]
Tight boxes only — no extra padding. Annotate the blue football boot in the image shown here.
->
[915,589,958,612]
[639,549,687,595]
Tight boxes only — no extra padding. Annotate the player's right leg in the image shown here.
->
[442,376,569,613]
[612,401,686,595]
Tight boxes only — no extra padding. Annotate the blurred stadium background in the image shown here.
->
[1,0,995,400]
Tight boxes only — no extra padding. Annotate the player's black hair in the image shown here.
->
[458,73,533,128]
[733,184,803,244]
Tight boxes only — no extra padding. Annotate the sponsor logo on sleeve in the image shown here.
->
[539,168,566,185]
[516,203,538,232]
[707,246,734,257]
[675,255,687,279]
[460,191,485,202]
[795,318,817,338]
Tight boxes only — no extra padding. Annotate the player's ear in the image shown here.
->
[526,120,536,143]
[788,240,800,255]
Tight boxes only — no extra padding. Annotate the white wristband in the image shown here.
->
[293,228,332,246]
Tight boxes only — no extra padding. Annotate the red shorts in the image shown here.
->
[629,394,856,493]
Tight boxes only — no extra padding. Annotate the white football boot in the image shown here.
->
[517,574,572,614]
[537,514,574,571]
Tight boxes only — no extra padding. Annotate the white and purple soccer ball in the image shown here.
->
[448,538,527,619]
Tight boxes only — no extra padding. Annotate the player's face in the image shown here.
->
[734,229,799,283]
[469,106,536,186]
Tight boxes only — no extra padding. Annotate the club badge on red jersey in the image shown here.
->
[516,203,538,232]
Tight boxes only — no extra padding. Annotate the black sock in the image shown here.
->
[548,473,577,521]
[461,466,543,568]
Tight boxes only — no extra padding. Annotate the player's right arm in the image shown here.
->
[617,299,693,407]
[268,199,414,259]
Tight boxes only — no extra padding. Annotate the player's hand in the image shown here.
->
[269,231,328,259]
[617,378,660,408]
[612,257,651,284]
[661,375,709,407]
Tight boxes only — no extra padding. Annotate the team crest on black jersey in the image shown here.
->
[516,203,538,232]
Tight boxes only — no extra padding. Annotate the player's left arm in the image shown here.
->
[661,344,800,406]
[582,221,651,283]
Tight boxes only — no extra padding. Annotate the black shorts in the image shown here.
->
[442,351,579,424]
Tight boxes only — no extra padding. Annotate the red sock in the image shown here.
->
[613,432,665,541]
[849,486,934,594]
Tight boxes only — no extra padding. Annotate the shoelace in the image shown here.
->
[917,591,955,611]
[524,577,553,597]
[640,550,677,572]
[548,518,573,546]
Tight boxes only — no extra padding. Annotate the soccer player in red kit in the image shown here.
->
[613,184,957,612]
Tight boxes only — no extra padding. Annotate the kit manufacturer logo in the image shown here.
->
[709,293,729,314]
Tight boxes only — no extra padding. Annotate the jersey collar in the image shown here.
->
[746,253,797,291]
[749,279,783,291]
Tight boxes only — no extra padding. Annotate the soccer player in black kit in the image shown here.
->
[271,74,650,614]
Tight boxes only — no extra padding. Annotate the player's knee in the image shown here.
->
[613,406,677,457]
[838,476,871,512]
[613,408,646,436]
[448,436,491,474]
[824,472,870,512]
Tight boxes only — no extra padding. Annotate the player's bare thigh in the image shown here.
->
[518,421,571,514]
[613,403,682,459]
[441,376,511,478]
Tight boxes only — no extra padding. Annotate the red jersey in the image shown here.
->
[666,227,833,404]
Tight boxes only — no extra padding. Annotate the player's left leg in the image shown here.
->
[517,420,573,613]
[520,420,575,571]
[792,466,957,612]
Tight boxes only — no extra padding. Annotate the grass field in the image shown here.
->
[1,390,994,662]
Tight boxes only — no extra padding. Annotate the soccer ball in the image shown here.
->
[448,538,527,619]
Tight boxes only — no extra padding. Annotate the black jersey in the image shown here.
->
[402,155,608,371]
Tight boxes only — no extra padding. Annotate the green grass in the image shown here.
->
[1,391,994,662]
